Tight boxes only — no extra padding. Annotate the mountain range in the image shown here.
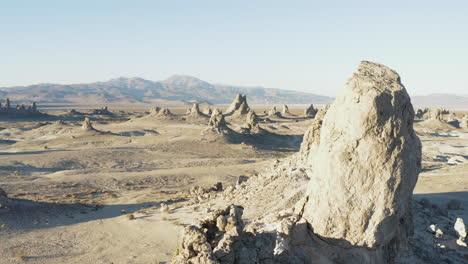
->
[0,75,333,106]
[0,75,466,108]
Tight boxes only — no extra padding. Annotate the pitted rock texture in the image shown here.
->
[208,109,228,133]
[301,61,422,254]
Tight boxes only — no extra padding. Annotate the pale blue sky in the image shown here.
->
[1,0,467,96]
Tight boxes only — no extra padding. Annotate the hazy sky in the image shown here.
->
[1,1,467,96]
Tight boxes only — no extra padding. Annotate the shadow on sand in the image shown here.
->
[0,197,187,231]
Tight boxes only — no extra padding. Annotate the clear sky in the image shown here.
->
[1,0,467,96]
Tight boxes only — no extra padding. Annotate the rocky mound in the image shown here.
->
[267,107,281,118]
[148,106,173,118]
[173,61,425,263]
[186,103,206,118]
[0,99,45,118]
[225,94,248,115]
[92,106,112,115]
[304,104,317,118]
[241,110,261,134]
[207,109,229,134]
[231,101,250,117]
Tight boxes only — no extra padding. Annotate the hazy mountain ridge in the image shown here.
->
[411,93,468,108]
[0,75,333,105]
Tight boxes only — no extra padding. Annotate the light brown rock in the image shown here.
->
[301,61,422,256]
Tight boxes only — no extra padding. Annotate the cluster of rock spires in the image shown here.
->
[225,94,249,116]
[0,98,42,117]
[416,107,467,128]
[92,106,112,115]
[267,106,281,117]
[208,109,229,134]
[173,61,424,263]
[187,103,204,117]
[149,106,172,117]
[82,117,96,131]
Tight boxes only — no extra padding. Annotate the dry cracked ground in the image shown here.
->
[0,107,467,263]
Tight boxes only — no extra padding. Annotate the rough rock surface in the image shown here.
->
[172,205,244,264]
[241,110,260,134]
[208,109,229,133]
[300,61,422,258]
[173,61,423,264]
[232,101,250,117]
[225,94,247,115]
[187,103,203,117]
[268,107,281,117]
[304,104,318,118]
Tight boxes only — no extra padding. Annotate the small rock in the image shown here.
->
[428,224,444,238]
[160,203,170,213]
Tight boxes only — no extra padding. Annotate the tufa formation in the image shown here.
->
[173,61,422,264]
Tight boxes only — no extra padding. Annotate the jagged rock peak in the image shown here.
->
[232,100,250,116]
[226,94,249,114]
[187,103,202,116]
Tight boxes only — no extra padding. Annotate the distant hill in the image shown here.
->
[0,75,333,106]
[411,94,468,108]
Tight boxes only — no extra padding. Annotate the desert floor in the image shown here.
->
[0,107,467,263]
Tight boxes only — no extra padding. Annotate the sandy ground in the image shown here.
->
[0,107,467,263]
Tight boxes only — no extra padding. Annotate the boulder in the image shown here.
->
[300,61,421,260]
